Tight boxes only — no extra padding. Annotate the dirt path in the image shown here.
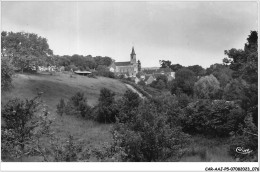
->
[125,84,145,99]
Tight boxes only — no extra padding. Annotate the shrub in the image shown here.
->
[194,74,221,99]
[63,92,92,119]
[1,96,52,161]
[113,101,191,161]
[117,89,141,123]
[177,93,191,108]
[229,114,258,161]
[155,79,166,90]
[50,135,83,162]
[170,68,197,96]
[138,80,146,86]
[56,98,66,116]
[96,88,118,123]
[1,57,14,91]
[181,100,245,137]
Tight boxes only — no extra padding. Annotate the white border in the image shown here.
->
[1,162,259,171]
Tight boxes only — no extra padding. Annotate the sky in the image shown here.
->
[1,1,258,68]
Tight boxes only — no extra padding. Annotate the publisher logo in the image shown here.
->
[236,147,253,154]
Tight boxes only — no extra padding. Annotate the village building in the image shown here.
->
[109,47,138,77]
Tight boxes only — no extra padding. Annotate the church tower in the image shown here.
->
[130,47,136,64]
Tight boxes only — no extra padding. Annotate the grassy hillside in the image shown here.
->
[1,72,128,161]
[2,72,128,110]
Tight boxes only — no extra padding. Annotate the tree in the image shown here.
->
[113,101,191,161]
[159,60,171,68]
[170,64,183,72]
[206,64,233,88]
[223,31,258,125]
[1,31,53,72]
[170,68,197,96]
[187,65,206,77]
[96,88,118,123]
[137,60,141,72]
[194,74,221,99]
[1,57,14,91]
[1,96,52,161]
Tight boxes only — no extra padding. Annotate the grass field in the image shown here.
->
[1,72,128,161]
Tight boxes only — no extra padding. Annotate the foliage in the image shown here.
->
[56,98,66,116]
[159,60,172,68]
[229,114,258,162]
[177,93,191,109]
[1,96,52,161]
[113,101,191,161]
[181,100,245,137]
[159,60,183,72]
[50,135,83,162]
[150,74,168,90]
[223,31,258,126]
[194,74,221,99]
[206,64,233,88]
[56,54,113,73]
[117,89,141,123]
[66,92,92,118]
[138,80,146,86]
[1,56,14,91]
[169,68,197,96]
[187,65,206,77]
[96,65,115,78]
[1,31,53,72]
[137,60,141,72]
[96,88,118,123]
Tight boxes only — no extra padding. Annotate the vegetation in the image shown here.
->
[1,95,52,161]
[169,68,197,96]
[1,31,53,72]
[96,88,118,123]
[194,74,221,99]
[1,57,14,91]
[1,30,257,162]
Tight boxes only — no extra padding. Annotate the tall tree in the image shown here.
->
[194,74,221,99]
[159,60,171,68]
[137,60,141,72]
[223,30,258,125]
[1,31,53,72]
[187,65,206,77]
[170,68,197,96]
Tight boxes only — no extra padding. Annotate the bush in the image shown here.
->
[96,88,118,123]
[50,135,83,162]
[1,57,14,91]
[63,92,92,119]
[228,114,258,161]
[194,74,221,99]
[56,98,66,116]
[117,90,141,123]
[181,100,245,137]
[155,79,166,90]
[1,96,52,161]
[138,80,146,86]
[177,93,191,108]
[170,68,197,96]
[113,101,191,161]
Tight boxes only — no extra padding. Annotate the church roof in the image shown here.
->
[115,61,131,66]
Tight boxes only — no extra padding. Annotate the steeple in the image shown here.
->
[130,46,136,64]
[131,46,136,55]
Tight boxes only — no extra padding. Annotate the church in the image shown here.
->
[109,47,138,77]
